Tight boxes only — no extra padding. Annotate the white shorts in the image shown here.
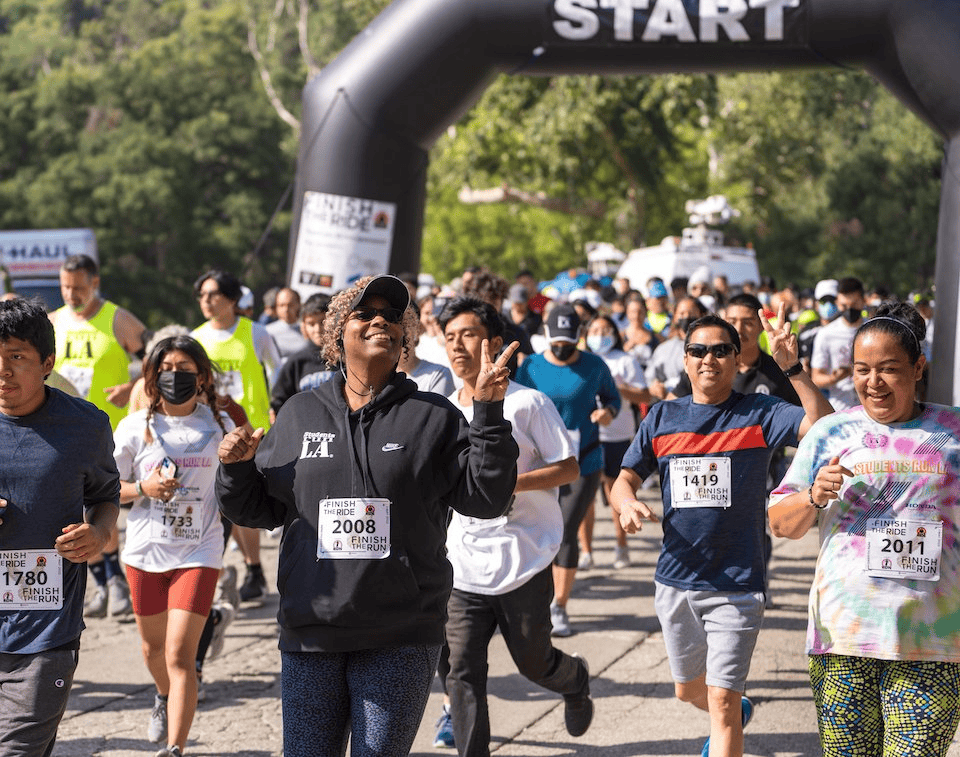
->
[654,581,764,692]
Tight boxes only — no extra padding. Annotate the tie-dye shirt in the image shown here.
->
[769,403,960,662]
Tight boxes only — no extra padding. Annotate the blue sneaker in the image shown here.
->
[701,696,753,755]
[433,706,455,749]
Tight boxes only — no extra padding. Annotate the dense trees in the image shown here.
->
[0,0,943,326]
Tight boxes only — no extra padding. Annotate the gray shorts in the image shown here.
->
[0,648,78,757]
[654,582,764,693]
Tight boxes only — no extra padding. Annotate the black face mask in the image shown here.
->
[841,307,862,324]
[675,317,695,334]
[158,371,198,405]
[550,343,577,361]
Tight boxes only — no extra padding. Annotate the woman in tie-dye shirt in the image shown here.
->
[768,302,960,757]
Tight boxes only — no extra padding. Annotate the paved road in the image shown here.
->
[53,490,960,756]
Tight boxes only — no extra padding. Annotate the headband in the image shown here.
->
[862,316,922,355]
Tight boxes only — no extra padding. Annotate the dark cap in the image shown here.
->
[545,304,581,343]
[350,275,411,312]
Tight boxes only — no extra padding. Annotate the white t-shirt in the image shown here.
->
[446,382,574,595]
[598,349,645,443]
[408,359,455,397]
[116,405,234,572]
[265,319,310,362]
[811,317,860,410]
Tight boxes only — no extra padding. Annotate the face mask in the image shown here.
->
[818,301,839,321]
[758,292,771,306]
[586,335,615,355]
[158,371,198,405]
[675,317,694,334]
[841,307,862,324]
[550,343,577,361]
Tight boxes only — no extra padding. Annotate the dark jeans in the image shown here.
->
[441,568,587,757]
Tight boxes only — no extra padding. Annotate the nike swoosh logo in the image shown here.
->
[382,443,405,452]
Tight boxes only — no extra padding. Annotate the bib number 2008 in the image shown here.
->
[331,518,377,535]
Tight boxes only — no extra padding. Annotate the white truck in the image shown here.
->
[0,228,98,310]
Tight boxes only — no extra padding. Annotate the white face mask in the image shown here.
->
[586,334,615,355]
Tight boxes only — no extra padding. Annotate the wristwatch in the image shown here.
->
[783,362,804,378]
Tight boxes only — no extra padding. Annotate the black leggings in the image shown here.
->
[554,471,601,568]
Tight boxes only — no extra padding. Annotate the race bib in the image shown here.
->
[216,370,244,402]
[0,550,63,610]
[317,498,390,560]
[670,457,732,509]
[59,364,93,400]
[866,518,942,581]
[149,494,202,544]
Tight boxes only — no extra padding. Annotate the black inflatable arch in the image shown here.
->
[287,0,960,403]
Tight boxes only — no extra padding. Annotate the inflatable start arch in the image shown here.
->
[286,0,960,403]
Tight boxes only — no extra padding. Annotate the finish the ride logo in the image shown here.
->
[551,0,804,44]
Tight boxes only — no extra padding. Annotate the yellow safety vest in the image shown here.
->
[192,317,271,430]
[53,301,130,430]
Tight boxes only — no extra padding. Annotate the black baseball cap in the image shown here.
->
[350,275,410,312]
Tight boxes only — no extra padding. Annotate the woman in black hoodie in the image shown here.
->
[216,275,519,757]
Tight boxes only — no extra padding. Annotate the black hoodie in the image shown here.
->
[216,371,519,652]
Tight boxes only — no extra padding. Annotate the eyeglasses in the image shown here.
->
[685,343,738,359]
[196,290,222,301]
[351,306,404,324]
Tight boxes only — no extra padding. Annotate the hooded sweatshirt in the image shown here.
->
[216,371,519,653]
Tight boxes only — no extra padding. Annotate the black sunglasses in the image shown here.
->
[685,342,738,359]
[352,306,404,324]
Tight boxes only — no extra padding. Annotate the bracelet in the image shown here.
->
[808,485,827,510]
[135,480,144,497]
[783,362,804,378]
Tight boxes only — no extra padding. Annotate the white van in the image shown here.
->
[616,225,760,296]
[0,228,98,310]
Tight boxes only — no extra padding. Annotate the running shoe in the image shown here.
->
[433,706,455,748]
[207,603,236,661]
[701,696,753,756]
[83,586,108,618]
[215,565,240,610]
[155,746,182,757]
[239,567,266,602]
[563,654,593,737]
[107,575,132,617]
[148,694,167,743]
[613,545,631,569]
[550,603,572,638]
[577,551,594,570]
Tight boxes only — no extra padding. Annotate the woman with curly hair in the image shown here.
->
[114,335,233,757]
[215,274,520,757]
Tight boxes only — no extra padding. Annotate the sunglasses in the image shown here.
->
[351,306,404,324]
[685,343,738,359]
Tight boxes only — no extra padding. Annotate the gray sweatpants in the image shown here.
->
[0,648,78,757]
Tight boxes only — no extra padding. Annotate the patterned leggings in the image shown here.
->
[281,645,441,757]
[809,653,960,757]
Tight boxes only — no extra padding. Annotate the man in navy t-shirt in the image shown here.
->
[610,308,832,757]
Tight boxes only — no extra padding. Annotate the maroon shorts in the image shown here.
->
[126,565,219,617]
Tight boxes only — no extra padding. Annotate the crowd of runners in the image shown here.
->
[1,258,958,757]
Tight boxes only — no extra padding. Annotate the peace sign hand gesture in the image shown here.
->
[474,340,520,402]
[759,302,798,371]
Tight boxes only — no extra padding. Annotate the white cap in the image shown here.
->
[238,286,254,311]
[814,279,838,301]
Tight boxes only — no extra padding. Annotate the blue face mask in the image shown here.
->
[818,301,839,320]
[586,334,615,355]
[758,292,771,306]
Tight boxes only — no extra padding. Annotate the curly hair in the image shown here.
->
[142,335,227,444]
[320,277,420,366]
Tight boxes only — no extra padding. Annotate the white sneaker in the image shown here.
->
[148,694,167,743]
[215,565,240,610]
[613,545,630,569]
[84,586,108,618]
[207,603,236,661]
[107,575,132,617]
[577,551,594,571]
[550,603,572,637]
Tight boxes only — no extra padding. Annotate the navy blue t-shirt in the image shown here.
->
[515,351,620,476]
[622,391,804,592]
[0,388,120,654]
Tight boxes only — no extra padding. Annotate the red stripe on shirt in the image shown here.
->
[652,425,766,457]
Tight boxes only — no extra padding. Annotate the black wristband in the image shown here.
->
[809,486,827,510]
[783,362,804,377]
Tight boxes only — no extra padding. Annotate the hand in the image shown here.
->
[55,522,109,564]
[811,455,854,506]
[141,466,181,502]
[104,381,133,408]
[759,302,798,370]
[590,407,613,426]
[617,499,659,534]
[474,340,519,402]
[218,427,265,464]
